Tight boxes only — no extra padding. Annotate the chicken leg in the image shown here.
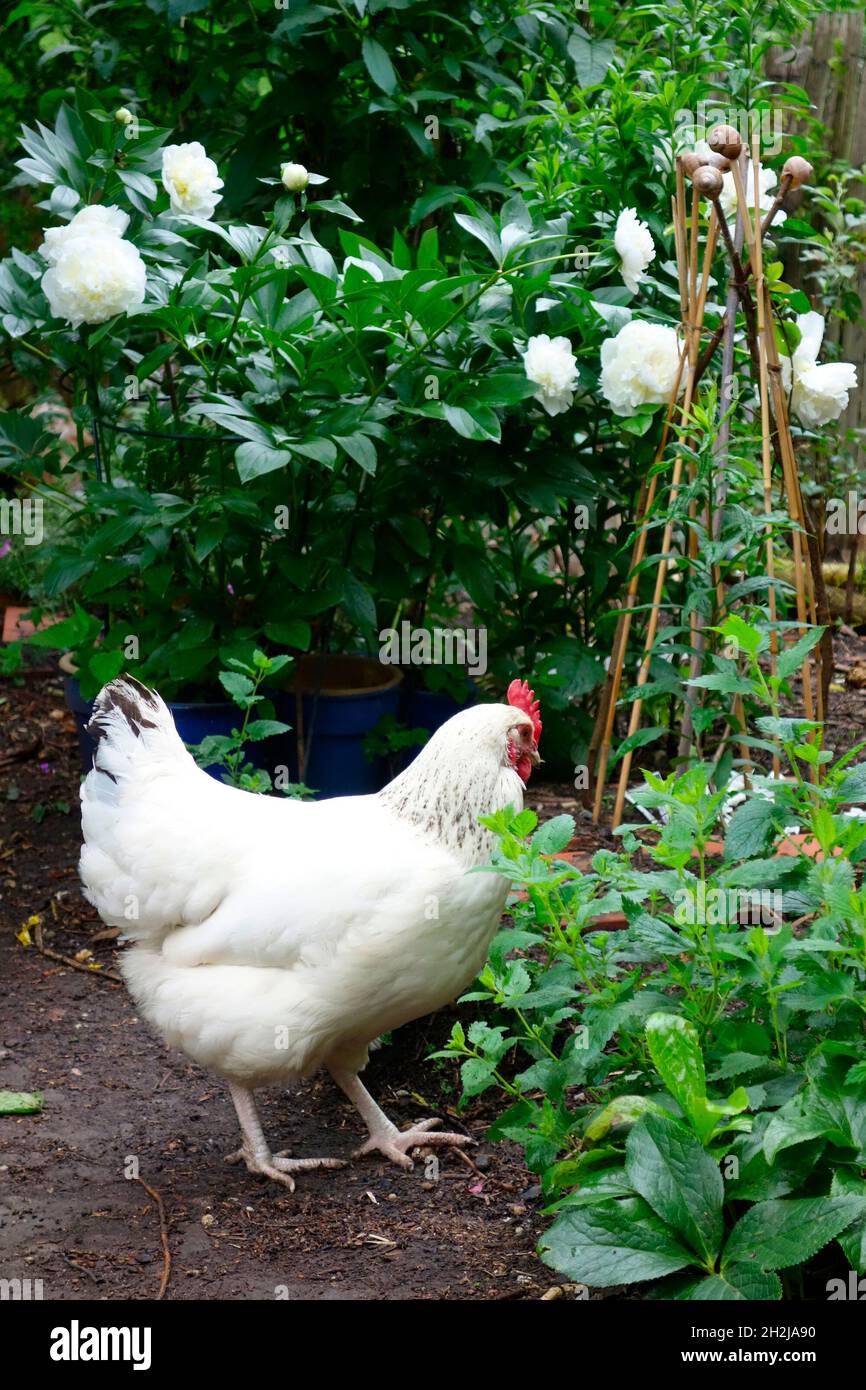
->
[224,1082,346,1191]
[329,1068,475,1169]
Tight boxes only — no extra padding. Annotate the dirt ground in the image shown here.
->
[2,635,865,1302]
[0,663,568,1303]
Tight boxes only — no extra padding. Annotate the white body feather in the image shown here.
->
[80,681,528,1086]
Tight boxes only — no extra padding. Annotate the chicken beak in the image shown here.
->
[528,742,541,767]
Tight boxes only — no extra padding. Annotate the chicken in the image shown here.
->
[79,674,542,1189]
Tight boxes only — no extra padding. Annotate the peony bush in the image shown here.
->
[0,0,859,772]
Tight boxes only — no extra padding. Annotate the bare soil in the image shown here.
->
[0,665,555,1302]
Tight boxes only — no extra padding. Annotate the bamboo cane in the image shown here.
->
[590,189,691,822]
[589,352,687,821]
[750,142,783,774]
[611,186,717,827]
[750,133,816,730]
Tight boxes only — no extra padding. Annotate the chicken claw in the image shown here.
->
[353,1117,476,1170]
[224,1082,345,1191]
[224,1145,346,1191]
[328,1067,474,1170]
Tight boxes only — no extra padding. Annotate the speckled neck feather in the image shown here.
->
[377,707,524,865]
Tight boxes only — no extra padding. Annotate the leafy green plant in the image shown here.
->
[437,616,866,1298]
[2,0,844,766]
[186,647,309,795]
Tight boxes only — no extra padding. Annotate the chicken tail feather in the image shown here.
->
[80,676,210,940]
[85,674,190,791]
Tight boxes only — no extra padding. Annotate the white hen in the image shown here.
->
[79,675,541,1188]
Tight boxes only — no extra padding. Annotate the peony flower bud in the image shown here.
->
[280,162,309,193]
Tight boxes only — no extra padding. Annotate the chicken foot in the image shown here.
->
[329,1067,475,1170]
[225,1082,346,1191]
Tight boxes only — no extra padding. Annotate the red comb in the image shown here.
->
[507,678,542,743]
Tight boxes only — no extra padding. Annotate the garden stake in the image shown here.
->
[692,142,823,725]
[590,174,694,815]
[680,208,721,756]
[692,166,798,390]
[590,344,688,820]
[611,192,715,827]
[750,133,818,729]
[759,272,823,723]
[750,144,783,772]
[600,141,819,824]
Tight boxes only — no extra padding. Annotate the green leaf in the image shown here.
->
[235,441,291,482]
[540,1197,696,1287]
[532,815,575,855]
[194,517,227,562]
[361,37,398,94]
[460,1056,497,1098]
[724,798,776,861]
[219,671,254,702]
[567,33,616,88]
[584,1095,666,1141]
[619,411,656,437]
[263,620,311,650]
[243,719,291,741]
[341,572,377,630]
[646,1013,748,1145]
[679,1268,781,1300]
[607,725,666,770]
[722,1198,866,1273]
[646,1012,709,1131]
[714,614,766,657]
[88,650,125,686]
[837,763,866,803]
[292,438,337,466]
[442,403,501,442]
[335,433,377,474]
[831,1171,866,1274]
[625,1113,724,1264]
[776,627,824,680]
[453,212,501,263]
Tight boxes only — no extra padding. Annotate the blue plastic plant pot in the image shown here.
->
[274,654,403,799]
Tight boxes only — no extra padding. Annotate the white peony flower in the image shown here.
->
[39,205,130,264]
[779,311,857,427]
[614,207,655,295]
[280,162,309,193]
[793,360,858,426]
[600,320,682,416]
[161,142,223,219]
[41,230,146,328]
[719,161,786,226]
[523,333,579,416]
